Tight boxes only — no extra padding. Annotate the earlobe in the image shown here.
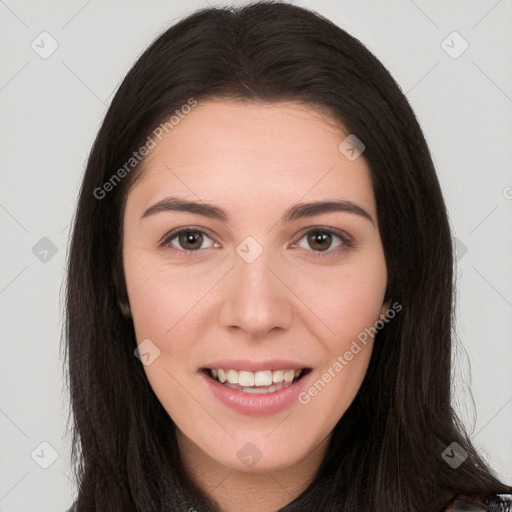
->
[112,257,131,319]
[380,299,391,318]
[380,285,391,317]
[118,299,132,319]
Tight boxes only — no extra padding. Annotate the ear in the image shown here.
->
[379,300,390,319]
[112,257,131,319]
[118,297,132,319]
[379,288,391,318]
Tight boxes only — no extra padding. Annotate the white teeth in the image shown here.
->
[272,370,284,383]
[208,368,305,388]
[223,383,281,394]
[238,370,255,387]
[254,370,273,386]
[284,369,295,383]
[226,369,238,385]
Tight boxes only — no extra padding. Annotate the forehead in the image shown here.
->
[127,99,376,219]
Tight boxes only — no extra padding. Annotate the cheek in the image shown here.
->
[306,255,387,420]
[124,259,206,414]
[125,243,387,353]
[124,255,210,341]
[293,251,387,346]
[299,263,385,427]
[123,244,387,451]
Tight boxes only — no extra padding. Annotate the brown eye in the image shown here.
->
[293,227,353,258]
[307,231,335,251]
[160,228,214,252]
[178,231,204,250]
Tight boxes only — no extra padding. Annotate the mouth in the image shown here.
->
[201,367,312,394]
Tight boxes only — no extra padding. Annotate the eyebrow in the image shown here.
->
[141,196,374,226]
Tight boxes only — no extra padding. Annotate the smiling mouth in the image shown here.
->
[202,368,312,394]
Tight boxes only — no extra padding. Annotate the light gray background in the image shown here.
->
[1,0,511,510]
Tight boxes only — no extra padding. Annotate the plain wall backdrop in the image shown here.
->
[0,0,511,510]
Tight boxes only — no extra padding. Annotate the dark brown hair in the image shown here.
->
[63,2,512,511]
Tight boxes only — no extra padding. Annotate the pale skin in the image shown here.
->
[122,99,390,512]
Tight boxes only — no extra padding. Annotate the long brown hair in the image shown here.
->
[63,2,512,510]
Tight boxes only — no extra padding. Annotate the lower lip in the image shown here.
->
[199,370,312,416]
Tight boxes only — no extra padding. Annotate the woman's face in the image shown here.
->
[122,99,389,477]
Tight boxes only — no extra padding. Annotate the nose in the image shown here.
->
[217,248,295,339]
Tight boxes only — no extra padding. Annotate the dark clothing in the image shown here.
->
[442,494,512,511]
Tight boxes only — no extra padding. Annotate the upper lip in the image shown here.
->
[201,359,311,372]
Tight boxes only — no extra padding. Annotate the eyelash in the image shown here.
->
[159,226,355,259]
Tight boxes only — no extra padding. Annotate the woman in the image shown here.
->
[64,2,512,511]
